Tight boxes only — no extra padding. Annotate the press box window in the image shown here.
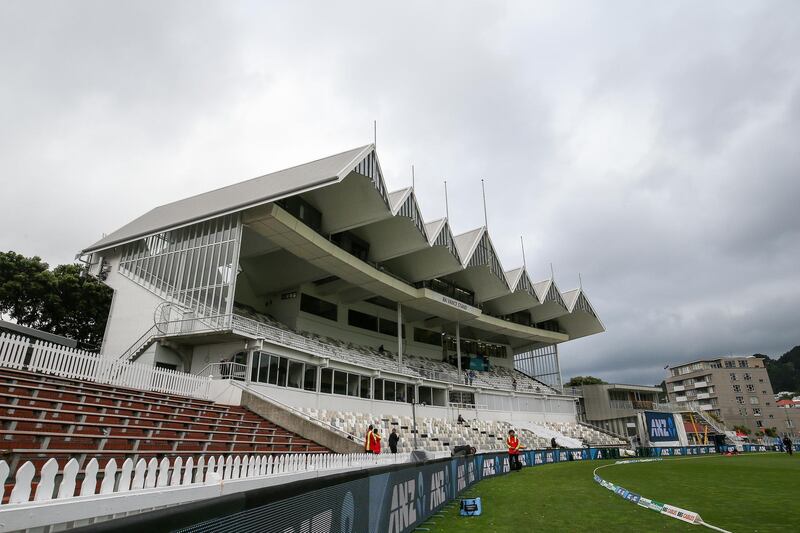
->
[300,294,338,321]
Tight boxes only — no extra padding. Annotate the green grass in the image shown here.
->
[431,453,800,533]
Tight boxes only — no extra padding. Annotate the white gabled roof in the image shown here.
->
[84,144,374,253]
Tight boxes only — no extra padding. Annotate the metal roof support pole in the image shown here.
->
[397,302,403,367]
[456,322,462,376]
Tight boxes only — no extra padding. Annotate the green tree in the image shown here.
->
[565,376,607,387]
[0,251,112,351]
[733,425,752,435]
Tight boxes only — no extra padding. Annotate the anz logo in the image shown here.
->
[457,462,475,492]
[482,458,496,477]
[388,475,421,533]
[534,453,543,465]
[429,469,447,510]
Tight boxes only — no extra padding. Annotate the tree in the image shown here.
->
[762,427,778,438]
[0,251,112,351]
[733,425,751,436]
[565,376,607,387]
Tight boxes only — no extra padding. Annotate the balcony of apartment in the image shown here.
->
[675,395,688,402]
[693,380,709,388]
[696,392,710,400]
[672,384,685,392]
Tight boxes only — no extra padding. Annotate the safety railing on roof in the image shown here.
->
[0,332,212,400]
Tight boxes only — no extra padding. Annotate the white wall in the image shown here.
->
[98,253,164,360]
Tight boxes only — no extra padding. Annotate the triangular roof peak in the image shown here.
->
[84,144,375,253]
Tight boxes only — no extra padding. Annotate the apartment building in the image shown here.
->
[665,356,799,438]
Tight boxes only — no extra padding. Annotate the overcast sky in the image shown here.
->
[2,1,799,385]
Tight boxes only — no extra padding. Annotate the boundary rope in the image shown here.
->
[592,456,732,533]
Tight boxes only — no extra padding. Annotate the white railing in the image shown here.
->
[0,451,415,530]
[196,361,248,381]
[0,332,212,400]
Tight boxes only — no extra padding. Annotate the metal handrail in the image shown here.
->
[195,361,248,380]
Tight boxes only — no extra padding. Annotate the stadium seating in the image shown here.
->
[234,305,558,394]
[298,408,624,453]
[0,367,330,481]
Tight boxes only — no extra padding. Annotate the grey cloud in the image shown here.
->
[1,1,798,385]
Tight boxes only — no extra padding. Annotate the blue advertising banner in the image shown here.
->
[644,411,678,442]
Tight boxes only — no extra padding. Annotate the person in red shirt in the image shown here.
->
[372,428,382,454]
[365,424,375,453]
[507,429,523,471]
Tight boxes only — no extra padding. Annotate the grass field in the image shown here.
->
[431,453,800,532]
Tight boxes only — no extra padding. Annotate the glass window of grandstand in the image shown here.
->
[348,309,405,338]
[300,294,338,321]
[319,368,370,398]
[417,386,447,407]
[276,196,322,232]
[251,352,318,390]
[374,379,415,403]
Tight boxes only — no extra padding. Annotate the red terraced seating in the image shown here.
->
[0,367,330,480]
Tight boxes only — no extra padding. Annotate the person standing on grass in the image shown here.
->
[373,428,382,454]
[389,428,399,453]
[783,435,793,456]
[365,424,375,453]
[507,429,523,471]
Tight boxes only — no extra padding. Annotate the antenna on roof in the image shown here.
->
[444,180,450,221]
[481,178,488,228]
[412,165,415,190]
[373,120,377,146]
[520,236,527,269]
[550,262,554,280]
[579,272,583,289]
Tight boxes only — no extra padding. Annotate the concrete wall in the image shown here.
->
[98,253,164,360]
[241,389,363,454]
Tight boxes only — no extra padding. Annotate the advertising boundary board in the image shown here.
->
[77,447,620,533]
[638,444,782,457]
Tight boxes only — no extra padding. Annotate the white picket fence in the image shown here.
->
[0,452,411,506]
[0,332,212,399]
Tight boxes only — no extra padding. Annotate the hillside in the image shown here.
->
[754,345,800,394]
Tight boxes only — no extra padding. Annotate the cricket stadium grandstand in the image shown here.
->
[0,144,633,531]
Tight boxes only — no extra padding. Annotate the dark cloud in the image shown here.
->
[1,1,798,384]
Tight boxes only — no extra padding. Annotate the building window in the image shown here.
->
[732,385,741,392]
[738,360,749,368]
[252,352,317,392]
[743,373,752,381]
[724,360,735,368]
[348,309,378,331]
[300,294,338,321]
[738,408,747,416]
[730,373,737,381]
[788,420,795,428]
[736,396,745,404]
[746,384,755,392]
[756,420,763,427]
[749,397,759,405]
[752,408,761,416]
[414,328,442,347]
